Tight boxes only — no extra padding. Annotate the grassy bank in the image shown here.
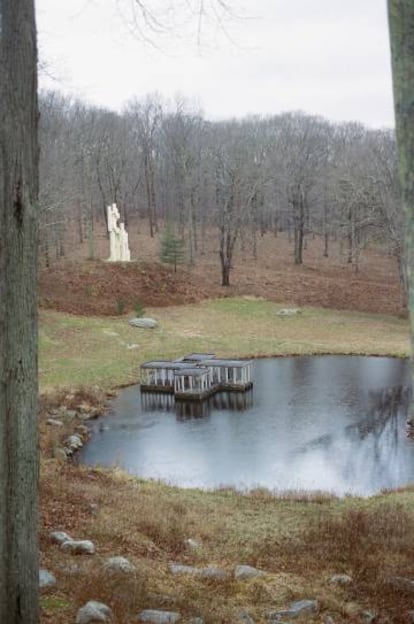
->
[39,297,409,391]
[39,299,413,623]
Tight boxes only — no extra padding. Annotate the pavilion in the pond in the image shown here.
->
[140,353,253,401]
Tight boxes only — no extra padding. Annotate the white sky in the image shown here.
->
[36,0,395,128]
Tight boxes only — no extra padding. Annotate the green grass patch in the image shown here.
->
[39,298,409,391]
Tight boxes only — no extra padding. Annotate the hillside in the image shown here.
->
[39,221,403,317]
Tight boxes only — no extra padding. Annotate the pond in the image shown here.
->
[77,356,414,496]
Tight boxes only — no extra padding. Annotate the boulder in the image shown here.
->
[102,556,135,574]
[60,539,95,555]
[39,569,57,589]
[50,530,73,545]
[387,576,414,592]
[239,609,255,623]
[46,418,64,426]
[329,574,353,585]
[129,317,158,329]
[199,566,229,580]
[234,565,265,580]
[76,601,113,624]
[276,308,301,317]
[184,538,202,550]
[169,563,198,576]
[267,599,318,620]
[137,610,180,623]
[65,434,83,451]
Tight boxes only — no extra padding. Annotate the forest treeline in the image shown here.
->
[39,90,405,297]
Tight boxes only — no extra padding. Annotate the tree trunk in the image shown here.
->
[388,0,414,412]
[0,1,39,623]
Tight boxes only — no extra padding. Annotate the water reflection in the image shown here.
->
[77,356,414,496]
[141,390,253,419]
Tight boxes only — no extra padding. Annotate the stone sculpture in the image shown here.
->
[107,203,131,261]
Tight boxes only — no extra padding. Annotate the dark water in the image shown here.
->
[77,356,414,496]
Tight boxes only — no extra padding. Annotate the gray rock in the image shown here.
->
[276,308,301,317]
[239,609,255,623]
[102,556,135,574]
[137,610,180,623]
[188,619,204,624]
[60,539,95,555]
[359,611,375,623]
[169,563,228,580]
[127,343,140,350]
[169,563,198,576]
[88,502,99,515]
[329,574,353,585]
[267,599,318,620]
[146,593,177,606]
[50,530,73,545]
[324,617,335,624]
[387,576,414,592]
[234,565,265,580]
[39,569,57,589]
[406,611,414,624]
[65,434,83,450]
[46,418,64,426]
[129,317,158,329]
[76,600,113,624]
[199,566,229,580]
[185,538,201,550]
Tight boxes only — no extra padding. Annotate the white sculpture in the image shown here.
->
[107,203,130,262]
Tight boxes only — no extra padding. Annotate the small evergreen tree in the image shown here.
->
[160,228,185,272]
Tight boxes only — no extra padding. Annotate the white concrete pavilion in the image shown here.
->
[174,367,212,400]
[140,361,191,392]
[201,359,253,390]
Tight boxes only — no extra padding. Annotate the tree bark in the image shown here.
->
[0,1,40,623]
[388,0,414,401]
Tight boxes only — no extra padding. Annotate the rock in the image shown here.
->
[239,609,255,623]
[169,563,198,576]
[65,434,83,451]
[52,447,67,462]
[267,599,318,620]
[76,600,113,624]
[46,418,64,426]
[127,343,140,350]
[324,617,335,624]
[50,530,73,545]
[102,556,135,574]
[387,576,414,592]
[188,619,204,624]
[129,317,158,329]
[39,569,57,589]
[184,538,201,550]
[276,308,301,317]
[234,565,265,580]
[359,611,375,623]
[137,610,180,623]
[329,574,353,585]
[169,563,229,580]
[199,566,229,580]
[60,539,95,555]
[88,502,99,515]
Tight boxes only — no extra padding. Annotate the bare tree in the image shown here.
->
[0,1,39,623]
